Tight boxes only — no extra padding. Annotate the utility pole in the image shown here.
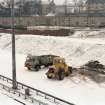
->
[74,0,78,13]
[87,0,90,27]
[11,0,17,89]
[64,0,67,15]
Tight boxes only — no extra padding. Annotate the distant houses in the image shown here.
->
[55,0,105,15]
[0,0,56,16]
[42,0,56,15]
[0,2,11,16]
[55,4,78,15]
[85,0,105,13]
[0,0,105,16]
[16,0,42,16]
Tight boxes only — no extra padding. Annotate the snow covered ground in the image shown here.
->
[0,31,105,105]
[0,89,22,105]
[71,29,105,38]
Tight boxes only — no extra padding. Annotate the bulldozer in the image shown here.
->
[46,57,72,80]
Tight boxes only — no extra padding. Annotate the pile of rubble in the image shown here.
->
[81,60,105,74]
[84,60,105,69]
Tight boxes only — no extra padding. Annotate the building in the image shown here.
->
[15,0,42,16]
[42,0,56,15]
[0,2,11,16]
[55,0,85,15]
[15,0,56,16]
[55,4,77,16]
[85,0,105,13]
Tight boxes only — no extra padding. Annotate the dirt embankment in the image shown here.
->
[0,29,73,36]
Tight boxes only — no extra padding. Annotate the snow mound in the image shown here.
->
[0,33,105,67]
[46,12,55,16]
[0,33,105,105]
[0,90,22,105]
[71,29,105,38]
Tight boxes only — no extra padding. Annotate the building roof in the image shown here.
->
[41,0,51,5]
[86,0,105,4]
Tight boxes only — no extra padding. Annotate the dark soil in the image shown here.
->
[0,28,72,36]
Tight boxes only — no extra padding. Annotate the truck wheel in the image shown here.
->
[27,67,31,70]
[47,75,52,79]
[65,72,70,76]
[35,65,40,71]
[45,64,48,67]
[58,69,65,80]
[68,66,72,74]
[65,70,72,76]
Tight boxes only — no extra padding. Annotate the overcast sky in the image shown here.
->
[0,0,72,5]
[0,0,86,5]
[45,0,65,5]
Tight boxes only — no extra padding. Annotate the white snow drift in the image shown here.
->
[0,32,105,105]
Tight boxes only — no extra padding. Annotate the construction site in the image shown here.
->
[0,0,105,105]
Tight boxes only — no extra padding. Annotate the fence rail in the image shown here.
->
[0,74,75,105]
[0,16,105,27]
[0,82,47,105]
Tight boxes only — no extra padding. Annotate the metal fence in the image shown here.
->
[0,82,47,105]
[0,74,75,105]
[0,15,105,28]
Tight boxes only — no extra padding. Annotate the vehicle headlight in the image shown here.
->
[26,57,30,60]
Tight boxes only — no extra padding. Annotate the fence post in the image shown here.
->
[25,88,30,96]
[36,91,38,96]
[22,85,24,89]
[2,85,4,89]
[18,92,20,97]
[8,88,10,92]
[24,95,27,99]
[31,98,34,103]
[45,95,47,99]
[54,98,56,103]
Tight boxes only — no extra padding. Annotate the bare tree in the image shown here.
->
[15,0,26,16]
[2,0,12,8]
[0,0,12,16]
